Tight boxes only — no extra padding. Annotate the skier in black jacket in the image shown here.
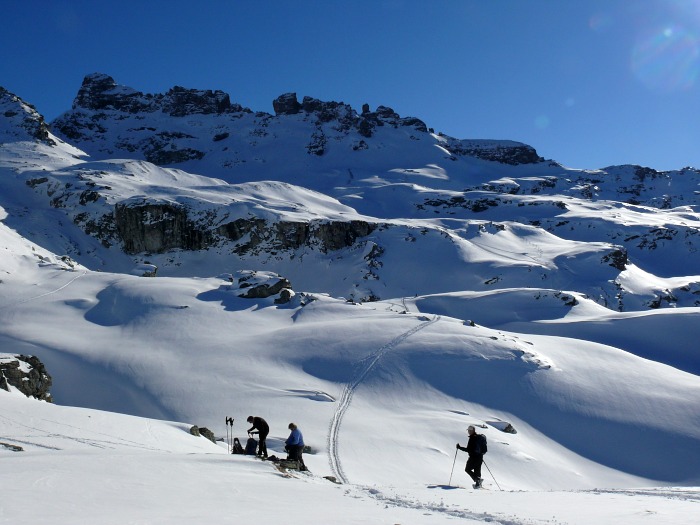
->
[457,425,486,488]
[246,416,269,458]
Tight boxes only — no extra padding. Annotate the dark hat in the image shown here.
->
[247,416,254,422]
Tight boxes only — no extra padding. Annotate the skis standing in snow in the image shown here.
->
[457,425,487,488]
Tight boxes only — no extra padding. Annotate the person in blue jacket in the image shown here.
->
[285,422,307,471]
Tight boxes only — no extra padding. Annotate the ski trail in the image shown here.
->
[327,315,440,484]
[0,269,86,311]
[359,484,528,525]
[0,412,168,452]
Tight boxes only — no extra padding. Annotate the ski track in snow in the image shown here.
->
[357,485,700,524]
[359,485,531,525]
[589,487,700,502]
[0,269,86,310]
[327,315,440,484]
[0,412,168,452]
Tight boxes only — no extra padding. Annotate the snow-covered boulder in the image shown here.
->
[131,263,158,277]
[234,270,293,302]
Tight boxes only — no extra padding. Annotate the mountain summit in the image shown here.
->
[52,73,545,174]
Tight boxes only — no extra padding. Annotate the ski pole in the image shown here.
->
[483,460,502,491]
[448,448,458,486]
[225,417,234,454]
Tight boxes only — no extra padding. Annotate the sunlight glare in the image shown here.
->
[630,23,700,92]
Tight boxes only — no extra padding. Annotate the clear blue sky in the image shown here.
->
[2,0,700,171]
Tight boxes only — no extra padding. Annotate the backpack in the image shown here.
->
[478,434,488,454]
[245,437,258,455]
[232,437,245,454]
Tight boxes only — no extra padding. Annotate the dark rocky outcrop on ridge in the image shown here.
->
[51,73,537,168]
[71,73,252,117]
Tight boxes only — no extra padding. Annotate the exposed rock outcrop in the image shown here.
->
[54,73,251,157]
[115,202,211,254]
[113,201,377,256]
[0,86,55,144]
[443,138,544,165]
[273,93,302,115]
[235,270,292,301]
[314,220,377,252]
[0,355,53,401]
[71,73,250,116]
[51,73,545,172]
[189,425,216,443]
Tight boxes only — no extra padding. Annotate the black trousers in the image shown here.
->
[257,432,268,457]
[286,444,306,469]
[465,454,483,482]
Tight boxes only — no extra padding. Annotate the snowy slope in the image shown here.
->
[4,392,698,525]
[14,75,700,307]
[1,245,699,523]
[1,76,699,523]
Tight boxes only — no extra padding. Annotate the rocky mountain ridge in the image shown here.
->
[1,75,699,309]
[51,73,545,172]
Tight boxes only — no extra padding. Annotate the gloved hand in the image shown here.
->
[456,443,460,449]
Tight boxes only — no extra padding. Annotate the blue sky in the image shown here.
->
[2,0,700,171]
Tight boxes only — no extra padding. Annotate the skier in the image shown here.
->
[457,425,487,488]
[246,416,269,458]
[285,422,307,471]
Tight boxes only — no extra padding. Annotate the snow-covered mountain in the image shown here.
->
[1,75,699,524]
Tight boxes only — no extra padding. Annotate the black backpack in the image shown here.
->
[245,437,258,455]
[478,434,488,454]
[232,437,245,454]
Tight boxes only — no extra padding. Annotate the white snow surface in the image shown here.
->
[1,224,699,523]
[0,81,699,523]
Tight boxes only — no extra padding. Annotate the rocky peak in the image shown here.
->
[301,96,356,123]
[51,74,545,169]
[357,104,428,136]
[73,73,146,112]
[162,86,243,117]
[0,86,54,144]
[273,92,302,115]
[71,73,250,116]
[272,94,427,133]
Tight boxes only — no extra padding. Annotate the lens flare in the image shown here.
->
[589,12,614,32]
[534,115,550,130]
[630,24,700,92]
